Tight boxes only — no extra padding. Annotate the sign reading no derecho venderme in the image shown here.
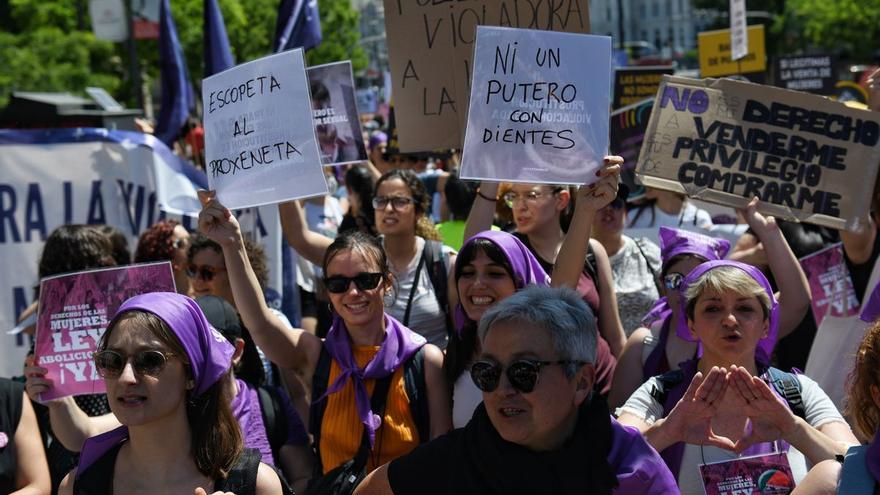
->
[636,76,880,231]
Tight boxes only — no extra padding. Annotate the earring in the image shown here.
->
[383,291,396,308]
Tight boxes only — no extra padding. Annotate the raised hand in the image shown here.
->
[738,196,778,237]
[728,366,798,453]
[197,190,241,248]
[661,366,736,450]
[23,363,53,403]
[576,156,622,213]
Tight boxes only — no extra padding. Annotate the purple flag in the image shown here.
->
[274,0,322,53]
[204,0,235,77]
[155,0,195,145]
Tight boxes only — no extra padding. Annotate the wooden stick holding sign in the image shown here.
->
[635,75,880,231]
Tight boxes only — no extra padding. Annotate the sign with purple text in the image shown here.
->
[460,26,611,185]
[700,452,794,495]
[799,242,860,326]
[33,262,175,401]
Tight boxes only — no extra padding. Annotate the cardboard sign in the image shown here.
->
[613,66,674,110]
[700,452,794,495]
[203,49,327,209]
[774,55,837,95]
[460,26,610,185]
[699,25,766,77]
[306,61,368,166]
[635,75,880,231]
[383,0,591,152]
[799,243,860,326]
[33,262,176,401]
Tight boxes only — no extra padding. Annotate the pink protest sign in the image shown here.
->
[33,262,175,401]
[699,452,794,495]
[799,243,860,327]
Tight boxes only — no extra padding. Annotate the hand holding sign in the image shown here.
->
[738,196,778,238]
[198,191,242,250]
[575,156,622,213]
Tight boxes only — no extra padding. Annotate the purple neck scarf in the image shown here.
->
[77,292,234,478]
[860,281,880,323]
[453,230,550,333]
[867,429,880,481]
[322,313,425,447]
[641,227,730,327]
[675,260,779,364]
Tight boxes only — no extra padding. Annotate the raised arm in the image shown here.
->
[591,240,626,357]
[278,199,333,267]
[199,192,322,377]
[741,197,810,338]
[13,390,51,495]
[463,181,500,241]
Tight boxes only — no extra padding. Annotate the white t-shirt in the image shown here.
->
[452,370,483,428]
[608,236,661,337]
[386,236,455,349]
[617,373,848,494]
[627,201,714,230]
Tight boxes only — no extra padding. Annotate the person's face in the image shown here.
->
[457,250,517,323]
[171,226,190,269]
[374,178,417,237]
[664,256,704,310]
[688,290,768,362]
[102,318,190,428]
[479,321,593,451]
[506,184,567,235]
[188,248,233,305]
[594,199,627,237]
[325,249,388,331]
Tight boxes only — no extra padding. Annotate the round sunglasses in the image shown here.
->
[94,349,176,378]
[323,272,383,294]
[185,264,227,282]
[470,359,586,394]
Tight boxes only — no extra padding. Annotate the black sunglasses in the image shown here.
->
[470,359,586,394]
[94,349,176,378]
[323,272,383,294]
[185,264,227,282]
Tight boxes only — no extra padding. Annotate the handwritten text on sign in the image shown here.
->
[636,76,880,231]
[383,0,591,152]
[202,49,326,209]
[461,27,609,185]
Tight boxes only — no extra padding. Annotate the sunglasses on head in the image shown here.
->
[664,272,685,291]
[185,264,227,281]
[94,349,176,378]
[323,272,383,294]
[470,358,585,394]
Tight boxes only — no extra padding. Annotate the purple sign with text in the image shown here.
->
[33,262,175,401]
[799,242,860,327]
[700,452,794,495]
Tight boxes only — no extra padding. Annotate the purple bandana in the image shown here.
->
[77,292,234,478]
[322,313,425,447]
[860,281,880,323]
[641,228,730,327]
[453,230,550,333]
[675,260,779,364]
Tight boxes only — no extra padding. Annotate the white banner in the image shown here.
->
[729,0,748,61]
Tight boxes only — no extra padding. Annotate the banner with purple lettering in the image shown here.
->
[799,242,860,326]
[636,75,880,231]
[33,262,175,401]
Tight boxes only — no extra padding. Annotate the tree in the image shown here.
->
[305,0,368,72]
[779,0,880,61]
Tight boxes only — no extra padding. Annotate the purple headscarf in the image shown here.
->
[453,231,551,333]
[77,292,234,477]
[675,260,779,364]
[321,313,425,447]
[641,227,731,327]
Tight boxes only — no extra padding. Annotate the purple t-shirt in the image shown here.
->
[231,379,308,467]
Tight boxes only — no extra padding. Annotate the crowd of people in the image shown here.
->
[6,105,880,494]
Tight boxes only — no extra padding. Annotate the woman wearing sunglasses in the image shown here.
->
[355,286,678,494]
[464,157,627,396]
[608,199,811,409]
[280,169,456,349]
[616,261,856,493]
[58,292,285,495]
[198,194,452,486]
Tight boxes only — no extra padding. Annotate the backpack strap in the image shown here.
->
[257,385,288,462]
[584,243,600,292]
[215,448,262,495]
[402,346,430,443]
[309,346,333,473]
[765,367,806,420]
[649,368,685,406]
[633,238,662,294]
[422,239,452,334]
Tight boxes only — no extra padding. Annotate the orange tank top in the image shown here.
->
[319,345,420,473]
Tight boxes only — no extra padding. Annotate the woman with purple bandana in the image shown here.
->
[58,292,285,495]
[617,261,857,493]
[609,199,812,408]
[198,194,452,485]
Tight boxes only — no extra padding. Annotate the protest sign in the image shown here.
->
[700,452,794,495]
[459,26,610,185]
[799,243,860,326]
[774,55,837,95]
[203,49,327,210]
[613,66,674,110]
[635,75,880,231]
[729,0,748,61]
[33,262,175,401]
[306,61,368,166]
[611,98,653,193]
[698,25,766,77]
[383,0,591,152]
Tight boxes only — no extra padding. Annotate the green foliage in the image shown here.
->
[306,0,368,72]
[780,0,880,61]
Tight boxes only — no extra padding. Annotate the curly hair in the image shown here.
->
[39,225,116,280]
[187,233,269,290]
[847,319,880,439]
[134,220,180,263]
[375,169,441,241]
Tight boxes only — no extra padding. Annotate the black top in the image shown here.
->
[0,378,24,494]
[845,226,880,303]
